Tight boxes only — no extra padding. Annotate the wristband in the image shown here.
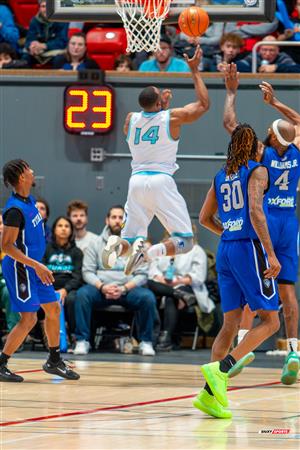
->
[99,284,105,293]
[121,285,128,295]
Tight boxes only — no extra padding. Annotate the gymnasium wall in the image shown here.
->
[0,71,299,256]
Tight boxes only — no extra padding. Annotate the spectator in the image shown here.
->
[73,205,157,356]
[148,232,214,351]
[0,213,20,339]
[0,4,19,50]
[277,0,300,63]
[0,43,28,69]
[23,0,68,66]
[208,33,244,72]
[237,35,297,72]
[139,35,190,72]
[36,197,51,243]
[52,32,100,70]
[114,54,133,72]
[43,216,83,339]
[67,200,97,254]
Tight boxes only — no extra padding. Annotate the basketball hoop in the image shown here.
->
[115,0,171,53]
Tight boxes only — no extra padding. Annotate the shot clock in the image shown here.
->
[64,85,114,135]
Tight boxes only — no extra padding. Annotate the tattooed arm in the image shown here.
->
[199,184,223,236]
[248,166,281,278]
[223,63,239,135]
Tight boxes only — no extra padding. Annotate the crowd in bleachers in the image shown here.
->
[0,200,222,356]
[0,0,300,71]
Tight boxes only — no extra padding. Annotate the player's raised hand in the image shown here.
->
[259,81,275,105]
[264,254,281,279]
[183,45,202,71]
[34,262,55,285]
[161,89,173,110]
[224,63,239,93]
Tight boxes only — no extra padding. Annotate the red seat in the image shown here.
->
[9,0,39,29]
[86,27,127,70]
[68,27,83,38]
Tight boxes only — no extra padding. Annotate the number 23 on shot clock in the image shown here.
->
[63,85,114,135]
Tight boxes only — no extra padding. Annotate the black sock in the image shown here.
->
[204,382,213,395]
[0,352,10,366]
[219,354,237,373]
[48,346,61,364]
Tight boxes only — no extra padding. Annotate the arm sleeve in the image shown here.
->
[0,7,19,48]
[45,23,68,51]
[234,19,279,37]
[198,23,224,46]
[64,248,83,292]
[188,246,207,285]
[3,208,24,229]
[148,259,164,280]
[82,240,101,287]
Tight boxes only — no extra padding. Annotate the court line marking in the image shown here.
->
[1,380,285,427]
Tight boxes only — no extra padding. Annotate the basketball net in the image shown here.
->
[115,0,171,53]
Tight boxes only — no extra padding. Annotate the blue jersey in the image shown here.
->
[2,193,45,262]
[262,144,300,210]
[214,161,268,241]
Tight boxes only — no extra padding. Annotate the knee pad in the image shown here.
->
[170,236,193,255]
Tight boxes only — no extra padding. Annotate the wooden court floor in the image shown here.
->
[1,358,299,450]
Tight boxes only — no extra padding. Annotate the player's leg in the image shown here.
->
[39,283,80,380]
[237,304,256,344]
[0,311,37,382]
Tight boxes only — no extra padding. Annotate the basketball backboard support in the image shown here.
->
[46,0,276,23]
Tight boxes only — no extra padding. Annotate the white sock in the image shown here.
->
[237,329,249,345]
[147,243,167,260]
[287,338,298,353]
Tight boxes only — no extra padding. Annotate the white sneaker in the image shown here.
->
[73,340,90,355]
[124,238,145,276]
[139,341,156,356]
[102,235,122,269]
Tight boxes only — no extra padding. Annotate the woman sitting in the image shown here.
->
[52,32,100,70]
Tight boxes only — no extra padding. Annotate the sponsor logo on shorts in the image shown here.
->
[263,279,271,288]
[268,196,295,208]
[19,283,27,293]
[223,217,244,232]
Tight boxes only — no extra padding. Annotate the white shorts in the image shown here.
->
[121,173,193,241]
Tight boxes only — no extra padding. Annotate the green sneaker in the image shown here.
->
[228,352,255,378]
[201,361,229,407]
[281,351,300,385]
[193,389,232,419]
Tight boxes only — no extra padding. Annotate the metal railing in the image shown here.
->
[104,153,227,161]
[252,40,300,73]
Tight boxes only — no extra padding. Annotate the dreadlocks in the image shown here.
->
[226,123,258,176]
[2,159,30,188]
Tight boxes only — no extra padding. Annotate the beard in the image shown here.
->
[109,225,121,236]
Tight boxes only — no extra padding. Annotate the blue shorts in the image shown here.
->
[268,210,299,283]
[216,239,279,313]
[2,256,57,313]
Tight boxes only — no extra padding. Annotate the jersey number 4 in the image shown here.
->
[134,126,159,145]
[274,170,289,191]
[221,180,244,212]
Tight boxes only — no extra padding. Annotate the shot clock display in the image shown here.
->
[64,85,114,135]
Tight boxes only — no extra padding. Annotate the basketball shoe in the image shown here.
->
[193,389,232,419]
[228,352,255,378]
[0,364,24,382]
[43,359,80,380]
[201,361,229,407]
[102,235,123,269]
[124,238,145,275]
[281,351,300,385]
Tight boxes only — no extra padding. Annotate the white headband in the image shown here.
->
[272,119,292,146]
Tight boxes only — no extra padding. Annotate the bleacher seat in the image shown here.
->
[9,0,39,29]
[86,27,127,70]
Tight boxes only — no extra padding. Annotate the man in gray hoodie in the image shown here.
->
[73,205,157,356]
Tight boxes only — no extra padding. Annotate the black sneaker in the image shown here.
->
[0,364,24,382]
[43,359,80,380]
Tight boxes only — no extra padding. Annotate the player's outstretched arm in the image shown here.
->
[123,112,133,136]
[223,63,239,135]
[259,81,300,144]
[171,45,210,127]
[199,183,223,236]
[248,167,281,279]
[2,225,55,285]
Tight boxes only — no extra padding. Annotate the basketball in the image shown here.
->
[144,0,167,19]
[178,7,209,38]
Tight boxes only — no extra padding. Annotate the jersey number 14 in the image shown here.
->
[134,126,159,145]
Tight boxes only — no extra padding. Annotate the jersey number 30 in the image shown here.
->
[134,126,159,145]
[221,180,244,212]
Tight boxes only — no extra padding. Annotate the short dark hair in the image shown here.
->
[36,197,50,219]
[160,35,172,47]
[106,205,124,218]
[114,54,133,70]
[138,86,159,109]
[51,216,75,245]
[67,32,87,62]
[67,200,88,216]
[2,159,30,188]
[0,43,16,59]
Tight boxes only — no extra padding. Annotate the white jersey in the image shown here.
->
[127,109,179,176]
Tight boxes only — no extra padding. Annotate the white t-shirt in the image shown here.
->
[75,231,97,254]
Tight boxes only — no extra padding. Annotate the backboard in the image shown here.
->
[46,0,276,23]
